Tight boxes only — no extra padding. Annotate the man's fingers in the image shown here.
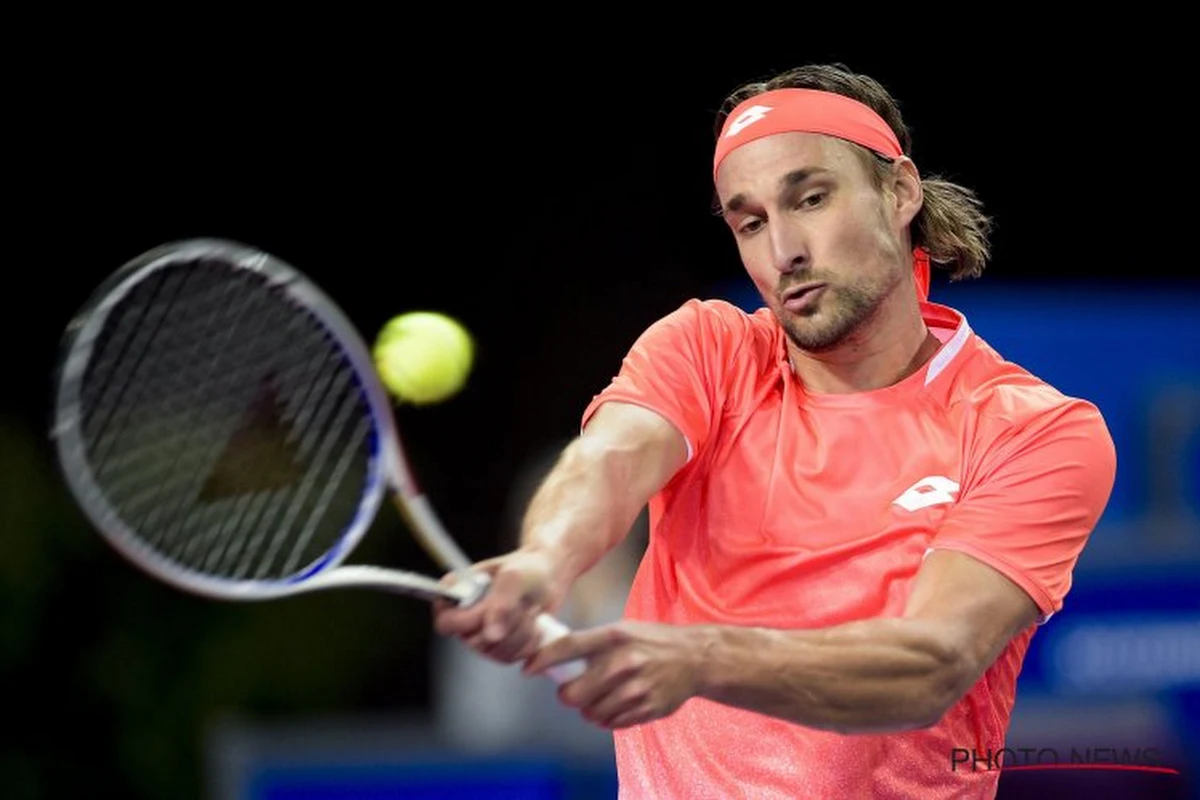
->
[433,604,483,637]
[524,626,602,677]
[432,570,487,637]
[584,688,644,729]
[466,612,541,663]
[479,566,545,642]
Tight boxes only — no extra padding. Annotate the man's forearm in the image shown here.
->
[694,618,972,734]
[519,434,653,588]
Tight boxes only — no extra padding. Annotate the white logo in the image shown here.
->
[893,476,961,512]
[725,104,774,138]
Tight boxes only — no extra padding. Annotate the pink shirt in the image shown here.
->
[581,298,1117,799]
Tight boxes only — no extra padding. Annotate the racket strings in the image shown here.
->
[154,274,313,572]
[117,269,283,562]
[76,259,375,582]
[84,262,264,558]
[202,341,342,578]
[230,362,356,579]
[84,266,208,486]
[225,330,372,580]
[136,267,288,560]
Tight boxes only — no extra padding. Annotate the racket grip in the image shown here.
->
[534,613,586,684]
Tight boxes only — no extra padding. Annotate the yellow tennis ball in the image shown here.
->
[372,311,474,405]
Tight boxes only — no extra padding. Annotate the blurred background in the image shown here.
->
[4,24,1196,800]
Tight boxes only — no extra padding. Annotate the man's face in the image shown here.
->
[715,132,915,353]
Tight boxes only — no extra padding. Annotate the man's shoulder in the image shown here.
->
[672,296,766,321]
[657,297,777,345]
[643,299,783,387]
[954,334,1108,434]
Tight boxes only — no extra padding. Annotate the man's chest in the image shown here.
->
[700,400,967,550]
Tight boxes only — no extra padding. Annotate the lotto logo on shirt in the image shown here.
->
[892,476,961,512]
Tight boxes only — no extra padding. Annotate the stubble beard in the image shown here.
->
[775,282,887,353]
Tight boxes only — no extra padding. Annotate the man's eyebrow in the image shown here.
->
[780,167,830,191]
[721,168,831,217]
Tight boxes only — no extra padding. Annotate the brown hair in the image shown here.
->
[715,63,992,281]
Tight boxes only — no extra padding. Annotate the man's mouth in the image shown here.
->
[780,282,827,312]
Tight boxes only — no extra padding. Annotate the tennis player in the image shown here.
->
[434,63,1117,799]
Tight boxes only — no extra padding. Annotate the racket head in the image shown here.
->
[51,238,419,601]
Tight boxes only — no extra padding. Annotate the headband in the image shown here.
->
[713,88,902,180]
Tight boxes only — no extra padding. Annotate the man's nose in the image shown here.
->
[768,222,808,274]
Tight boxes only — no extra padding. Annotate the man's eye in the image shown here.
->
[737,219,764,235]
[799,192,826,208]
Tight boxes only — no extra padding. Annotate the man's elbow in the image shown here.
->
[911,639,980,730]
[832,636,979,735]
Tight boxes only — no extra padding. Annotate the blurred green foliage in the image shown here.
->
[0,418,435,800]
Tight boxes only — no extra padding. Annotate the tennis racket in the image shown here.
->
[51,237,585,684]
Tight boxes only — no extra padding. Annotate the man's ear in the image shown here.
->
[891,156,923,228]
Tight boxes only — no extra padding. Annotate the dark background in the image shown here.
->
[4,23,1195,800]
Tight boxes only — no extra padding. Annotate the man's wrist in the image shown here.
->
[690,625,730,701]
[513,541,579,608]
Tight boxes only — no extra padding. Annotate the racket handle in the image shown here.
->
[534,613,586,684]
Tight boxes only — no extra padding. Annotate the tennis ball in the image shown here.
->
[372,311,474,405]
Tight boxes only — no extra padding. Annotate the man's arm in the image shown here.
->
[433,400,687,661]
[517,400,687,599]
[525,550,1039,733]
[693,550,1039,733]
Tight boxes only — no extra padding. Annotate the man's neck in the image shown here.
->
[786,294,939,394]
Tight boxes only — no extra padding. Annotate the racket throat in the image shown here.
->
[299,565,470,603]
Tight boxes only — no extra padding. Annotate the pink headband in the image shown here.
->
[713,88,902,180]
[714,88,929,301]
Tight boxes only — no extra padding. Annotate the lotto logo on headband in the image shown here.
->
[725,105,774,138]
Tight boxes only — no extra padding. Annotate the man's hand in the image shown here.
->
[523,620,705,729]
[433,547,567,664]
